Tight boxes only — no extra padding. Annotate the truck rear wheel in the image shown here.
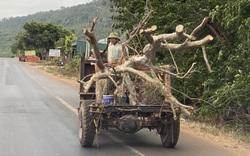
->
[78,101,96,147]
[160,117,180,148]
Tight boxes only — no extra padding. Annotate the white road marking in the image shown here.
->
[23,69,48,90]
[24,66,145,156]
[104,131,146,156]
[55,96,78,114]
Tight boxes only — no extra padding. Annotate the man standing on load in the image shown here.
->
[95,32,129,103]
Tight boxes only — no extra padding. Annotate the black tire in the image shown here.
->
[78,101,96,147]
[160,117,180,148]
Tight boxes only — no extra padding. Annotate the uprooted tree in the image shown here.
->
[79,10,213,118]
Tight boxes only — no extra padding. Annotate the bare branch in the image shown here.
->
[83,72,116,93]
[83,20,105,72]
[202,46,212,73]
[123,10,153,46]
[189,17,209,38]
[201,46,212,73]
[90,17,98,32]
[140,25,157,44]
[165,43,180,74]
[161,35,213,52]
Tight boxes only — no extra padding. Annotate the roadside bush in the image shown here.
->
[64,52,81,77]
[197,72,250,134]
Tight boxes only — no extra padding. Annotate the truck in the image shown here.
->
[77,59,181,148]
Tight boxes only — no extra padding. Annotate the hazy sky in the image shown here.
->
[0,0,93,20]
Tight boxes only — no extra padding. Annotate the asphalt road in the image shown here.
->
[0,58,241,156]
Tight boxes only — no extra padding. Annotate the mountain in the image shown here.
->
[0,0,113,53]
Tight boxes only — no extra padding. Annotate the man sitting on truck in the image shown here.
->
[96,32,129,103]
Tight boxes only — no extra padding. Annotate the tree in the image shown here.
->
[65,33,77,55]
[199,0,250,129]
[11,32,26,54]
[12,21,71,53]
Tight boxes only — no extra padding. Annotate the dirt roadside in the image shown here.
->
[181,121,250,156]
[27,62,250,156]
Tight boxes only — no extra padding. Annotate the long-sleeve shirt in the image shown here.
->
[107,41,128,63]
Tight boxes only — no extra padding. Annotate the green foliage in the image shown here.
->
[65,34,77,54]
[0,51,14,57]
[11,32,26,54]
[109,0,250,132]
[198,72,250,131]
[12,21,71,52]
[210,0,250,51]
[109,0,225,98]
[65,51,81,74]
[55,38,66,49]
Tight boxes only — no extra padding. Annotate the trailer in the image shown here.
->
[77,59,181,148]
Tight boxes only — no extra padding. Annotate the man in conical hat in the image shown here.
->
[107,32,128,64]
[95,32,129,103]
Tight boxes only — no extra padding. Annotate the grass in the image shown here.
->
[185,119,250,145]
[31,60,79,80]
